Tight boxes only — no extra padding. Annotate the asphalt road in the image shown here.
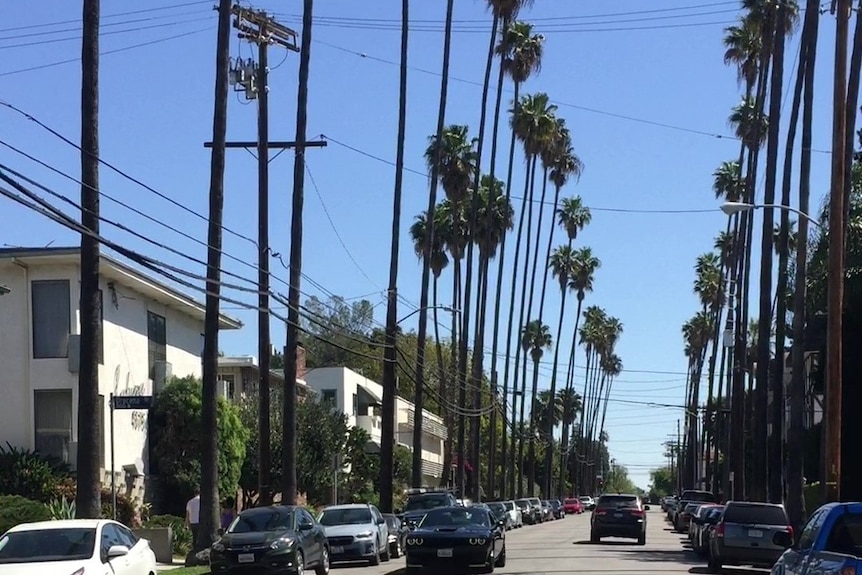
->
[344,509,726,575]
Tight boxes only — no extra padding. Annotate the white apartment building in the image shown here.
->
[0,247,241,493]
[304,367,448,486]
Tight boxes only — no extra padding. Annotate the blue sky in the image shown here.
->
[0,1,839,489]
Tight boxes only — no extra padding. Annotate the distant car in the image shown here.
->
[211,505,329,575]
[405,506,505,574]
[500,500,523,528]
[590,494,648,545]
[549,500,565,519]
[400,489,460,527]
[485,502,513,530]
[383,513,407,559]
[579,496,596,511]
[318,503,390,565]
[0,519,157,575]
[563,498,584,514]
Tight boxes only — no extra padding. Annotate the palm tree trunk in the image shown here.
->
[461,14,500,503]
[559,293,583,497]
[842,0,862,220]
[77,0,103,521]
[787,0,820,531]
[410,0,454,500]
[488,23,514,500]
[434,276,454,488]
[390,0,412,491]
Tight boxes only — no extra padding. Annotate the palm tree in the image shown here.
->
[534,389,563,441]
[407,0,456,506]
[496,20,545,499]
[521,319,552,495]
[575,305,605,491]
[77,0,103,521]
[712,160,744,202]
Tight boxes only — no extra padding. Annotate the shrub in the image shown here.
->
[54,482,137,526]
[45,497,77,519]
[145,514,192,557]
[0,495,52,535]
[0,443,71,503]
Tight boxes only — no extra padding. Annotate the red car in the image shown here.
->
[562,497,584,514]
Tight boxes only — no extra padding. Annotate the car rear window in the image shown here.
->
[597,495,639,508]
[723,504,788,525]
[564,499,579,505]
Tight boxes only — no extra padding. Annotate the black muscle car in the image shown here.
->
[404,506,506,574]
[210,505,330,575]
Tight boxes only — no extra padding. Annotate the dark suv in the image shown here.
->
[590,494,649,545]
[399,489,459,527]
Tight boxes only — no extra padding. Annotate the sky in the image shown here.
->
[0,1,841,490]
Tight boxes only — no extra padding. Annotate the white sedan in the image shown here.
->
[0,519,157,575]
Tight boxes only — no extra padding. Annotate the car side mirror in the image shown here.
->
[497,519,506,528]
[377,517,386,525]
[394,509,402,515]
[217,528,225,536]
[107,545,130,559]
[773,531,793,549]
[644,505,650,511]
[299,521,314,531]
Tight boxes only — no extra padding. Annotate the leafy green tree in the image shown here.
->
[149,376,248,516]
[648,466,675,498]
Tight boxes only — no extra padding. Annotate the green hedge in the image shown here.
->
[0,495,52,535]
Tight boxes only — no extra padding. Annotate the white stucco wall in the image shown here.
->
[0,257,209,479]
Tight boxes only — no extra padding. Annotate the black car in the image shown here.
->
[485,502,511,530]
[400,489,459,527]
[405,506,506,574]
[549,500,565,519]
[383,513,408,559]
[590,494,649,545]
[211,505,330,575]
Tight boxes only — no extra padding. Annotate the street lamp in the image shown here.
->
[397,305,458,325]
[719,201,821,227]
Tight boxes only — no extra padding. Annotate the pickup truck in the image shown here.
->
[771,502,862,575]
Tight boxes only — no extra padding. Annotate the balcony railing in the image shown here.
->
[405,410,448,440]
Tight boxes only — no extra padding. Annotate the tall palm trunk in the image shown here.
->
[755,5,786,504]
[558,292,583,496]
[412,0,454,497]
[432,275,452,488]
[787,0,820,530]
[463,14,500,502]
[489,24,515,500]
[576,345,596,490]
[77,0,102,521]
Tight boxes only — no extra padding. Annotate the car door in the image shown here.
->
[100,524,136,575]
[296,509,322,565]
[112,523,150,575]
[371,506,388,551]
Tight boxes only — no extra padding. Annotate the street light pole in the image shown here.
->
[719,201,822,226]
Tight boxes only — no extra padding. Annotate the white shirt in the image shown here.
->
[186,495,201,524]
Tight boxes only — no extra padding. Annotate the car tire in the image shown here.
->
[381,540,390,562]
[637,533,646,546]
[590,530,600,543]
[390,541,401,559]
[495,545,506,567]
[314,546,329,575]
[369,543,380,566]
[707,551,722,573]
[293,550,305,575]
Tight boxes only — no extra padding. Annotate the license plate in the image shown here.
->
[614,513,623,518]
[437,548,454,558]
[748,529,763,538]
[331,546,344,554]
[237,553,255,564]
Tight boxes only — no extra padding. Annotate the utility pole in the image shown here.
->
[230,4,298,507]
[824,0,851,503]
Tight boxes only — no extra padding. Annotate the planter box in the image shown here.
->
[133,527,173,564]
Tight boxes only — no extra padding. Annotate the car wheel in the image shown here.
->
[707,552,722,573]
[637,533,646,546]
[381,539,391,562]
[314,546,329,575]
[590,530,600,543]
[369,542,380,566]
[391,540,401,559]
[293,550,305,575]
[495,545,506,568]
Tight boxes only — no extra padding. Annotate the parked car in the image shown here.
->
[400,488,460,527]
[501,500,523,528]
[563,498,584,515]
[486,502,513,530]
[673,490,717,530]
[549,500,565,519]
[404,506,505,574]
[541,500,554,521]
[383,513,408,559]
[211,505,329,575]
[590,493,648,545]
[515,498,537,525]
[0,519,158,575]
[579,496,596,511]
[318,503,390,565]
[706,500,792,572]
[528,498,545,523]
[691,505,724,557]
[771,501,862,575]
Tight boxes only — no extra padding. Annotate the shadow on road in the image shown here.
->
[573,539,639,546]
[689,567,768,575]
[615,548,703,565]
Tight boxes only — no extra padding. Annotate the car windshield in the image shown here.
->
[319,508,372,526]
[229,510,293,533]
[0,528,96,564]
[515,499,530,509]
[421,508,490,528]
[503,502,514,510]
[405,496,450,512]
[579,497,591,502]
[488,503,505,513]
[597,495,639,509]
[564,499,579,505]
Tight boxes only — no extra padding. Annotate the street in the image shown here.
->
[348,510,745,575]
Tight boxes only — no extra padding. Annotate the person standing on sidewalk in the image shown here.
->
[185,487,201,542]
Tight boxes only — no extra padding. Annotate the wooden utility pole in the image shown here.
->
[198,0,233,552]
[230,5,299,506]
[824,0,851,503]
[77,0,102,520]
[283,0,314,506]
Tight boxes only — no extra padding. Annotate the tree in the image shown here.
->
[150,377,248,516]
[76,0,102,521]
[198,0,233,551]
[649,467,675,498]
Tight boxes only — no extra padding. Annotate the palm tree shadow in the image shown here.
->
[689,567,768,575]
[573,539,637,546]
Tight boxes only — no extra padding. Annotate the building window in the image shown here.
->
[352,393,358,416]
[32,280,71,358]
[221,374,236,400]
[321,389,337,407]
[34,389,73,463]
[147,311,166,380]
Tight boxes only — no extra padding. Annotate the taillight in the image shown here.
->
[715,522,725,538]
[631,510,644,517]
[595,510,607,516]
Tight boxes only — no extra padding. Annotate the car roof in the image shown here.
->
[241,505,297,516]
[8,519,108,532]
[322,503,372,510]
